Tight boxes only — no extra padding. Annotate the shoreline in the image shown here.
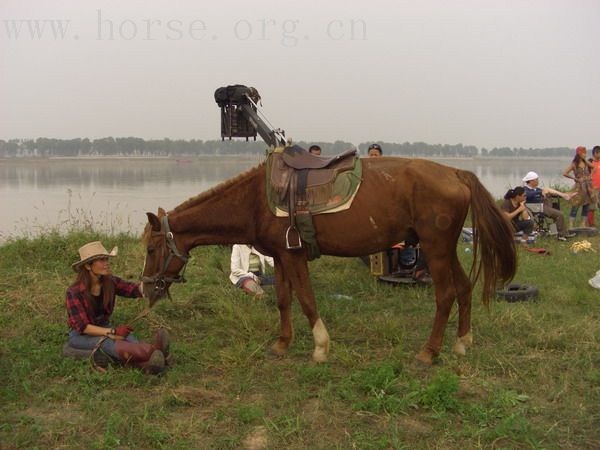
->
[0,155,571,163]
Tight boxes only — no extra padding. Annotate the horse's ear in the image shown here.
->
[158,207,166,217]
[146,212,161,232]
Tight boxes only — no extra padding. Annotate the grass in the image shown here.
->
[1,229,600,449]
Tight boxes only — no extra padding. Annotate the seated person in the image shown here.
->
[229,244,275,298]
[366,144,431,283]
[522,171,577,241]
[393,241,431,283]
[66,241,170,374]
[501,187,534,243]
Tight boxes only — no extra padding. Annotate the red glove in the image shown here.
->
[115,325,133,337]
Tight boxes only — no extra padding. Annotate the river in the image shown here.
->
[0,156,573,239]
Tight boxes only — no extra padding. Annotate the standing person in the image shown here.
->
[563,146,596,228]
[522,171,576,241]
[66,241,170,374]
[367,143,383,157]
[230,244,275,298]
[587,146,600,227]
[308,145,322,156]
[501,187,534,243]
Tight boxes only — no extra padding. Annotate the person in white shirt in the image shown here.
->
[229,244,275,298]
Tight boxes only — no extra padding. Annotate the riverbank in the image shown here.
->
[1,231,599,448]
[0,154,572,162]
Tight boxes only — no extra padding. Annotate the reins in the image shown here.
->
[90,305,154,372]
[141,215,189,301]
[91,215,188,371]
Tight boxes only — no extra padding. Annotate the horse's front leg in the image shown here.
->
[270,257,294,358]
[281,252,330,362]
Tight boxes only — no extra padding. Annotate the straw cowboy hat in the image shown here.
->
[72,241,118,272]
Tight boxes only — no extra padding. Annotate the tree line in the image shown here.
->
[0,137,576,158]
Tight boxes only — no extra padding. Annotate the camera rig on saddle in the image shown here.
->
[214,85,359,260]
[214,85,287,147]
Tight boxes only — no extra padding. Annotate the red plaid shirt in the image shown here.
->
[66,276,142,333]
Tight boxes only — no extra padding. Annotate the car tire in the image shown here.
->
[568,227,599,237]
[496,283,538,302]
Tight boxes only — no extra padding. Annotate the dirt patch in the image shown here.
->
[23,404,82,426]
[242,425,268,450]
[396,415,433,435]
[169,385,227,406]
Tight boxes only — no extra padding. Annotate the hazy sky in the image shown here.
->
[1,0,599,149]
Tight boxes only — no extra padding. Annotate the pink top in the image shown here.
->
[591,160,600,189]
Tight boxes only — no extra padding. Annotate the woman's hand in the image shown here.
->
[115,325,133,338]
[566,192,578,201]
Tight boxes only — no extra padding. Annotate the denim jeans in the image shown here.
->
[235,272,275,288]
[68,323,138,360]
[570,204,589,220]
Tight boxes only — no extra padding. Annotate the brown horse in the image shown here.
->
[141,157,516,365]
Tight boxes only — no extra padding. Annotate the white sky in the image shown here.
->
[1,0,599,149]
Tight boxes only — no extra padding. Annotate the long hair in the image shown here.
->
[573,147,586,165]
[504,186,525,200]
[70,268,115,310]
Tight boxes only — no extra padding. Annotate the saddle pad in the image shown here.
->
[266,152,362,217]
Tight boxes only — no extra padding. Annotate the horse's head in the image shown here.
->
[141,208,189,305]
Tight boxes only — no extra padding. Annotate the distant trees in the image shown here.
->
[0,137,576,159]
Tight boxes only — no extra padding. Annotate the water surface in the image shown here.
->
[0,156,572,239]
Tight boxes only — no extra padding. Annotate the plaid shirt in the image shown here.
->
[66,275,142,333]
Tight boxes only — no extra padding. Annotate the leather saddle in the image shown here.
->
[281,145,357,170]
[268,145,359,252]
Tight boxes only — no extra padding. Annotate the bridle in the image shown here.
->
[141,215,189,300]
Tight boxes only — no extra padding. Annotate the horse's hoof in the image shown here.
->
[265,349,284,360]
[460,331,473,347]
[268,342,287,359]
[453,331,473,356]
[415,350,433,365]
[453,340,467,356]
[312,350,328,363]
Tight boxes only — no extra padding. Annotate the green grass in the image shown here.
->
[1,230,600,449]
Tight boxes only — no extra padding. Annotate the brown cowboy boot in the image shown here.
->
[114,340,165,375]
[154,328,172,366]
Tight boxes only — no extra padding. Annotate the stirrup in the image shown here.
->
[285,226,302,250]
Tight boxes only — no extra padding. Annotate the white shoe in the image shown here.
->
[589,274,600,289]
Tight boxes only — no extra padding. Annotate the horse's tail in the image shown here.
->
[458,170,516,306]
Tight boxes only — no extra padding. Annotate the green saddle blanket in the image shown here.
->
[266,149,362,217]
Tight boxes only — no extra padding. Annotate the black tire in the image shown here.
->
[568,227,598,237]
[378,274,417,285]
[496,283,538,302]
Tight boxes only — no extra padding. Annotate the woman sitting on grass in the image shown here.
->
[65,241,170,374]
[501,187,534,243]
[229,244,275,299]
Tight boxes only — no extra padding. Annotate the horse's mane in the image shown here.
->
[170,162,265,214]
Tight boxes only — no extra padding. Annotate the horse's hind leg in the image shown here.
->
[280,252,330,362]
[415,253,455,365]
[450,256,473,356]
[270,257,295,358]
